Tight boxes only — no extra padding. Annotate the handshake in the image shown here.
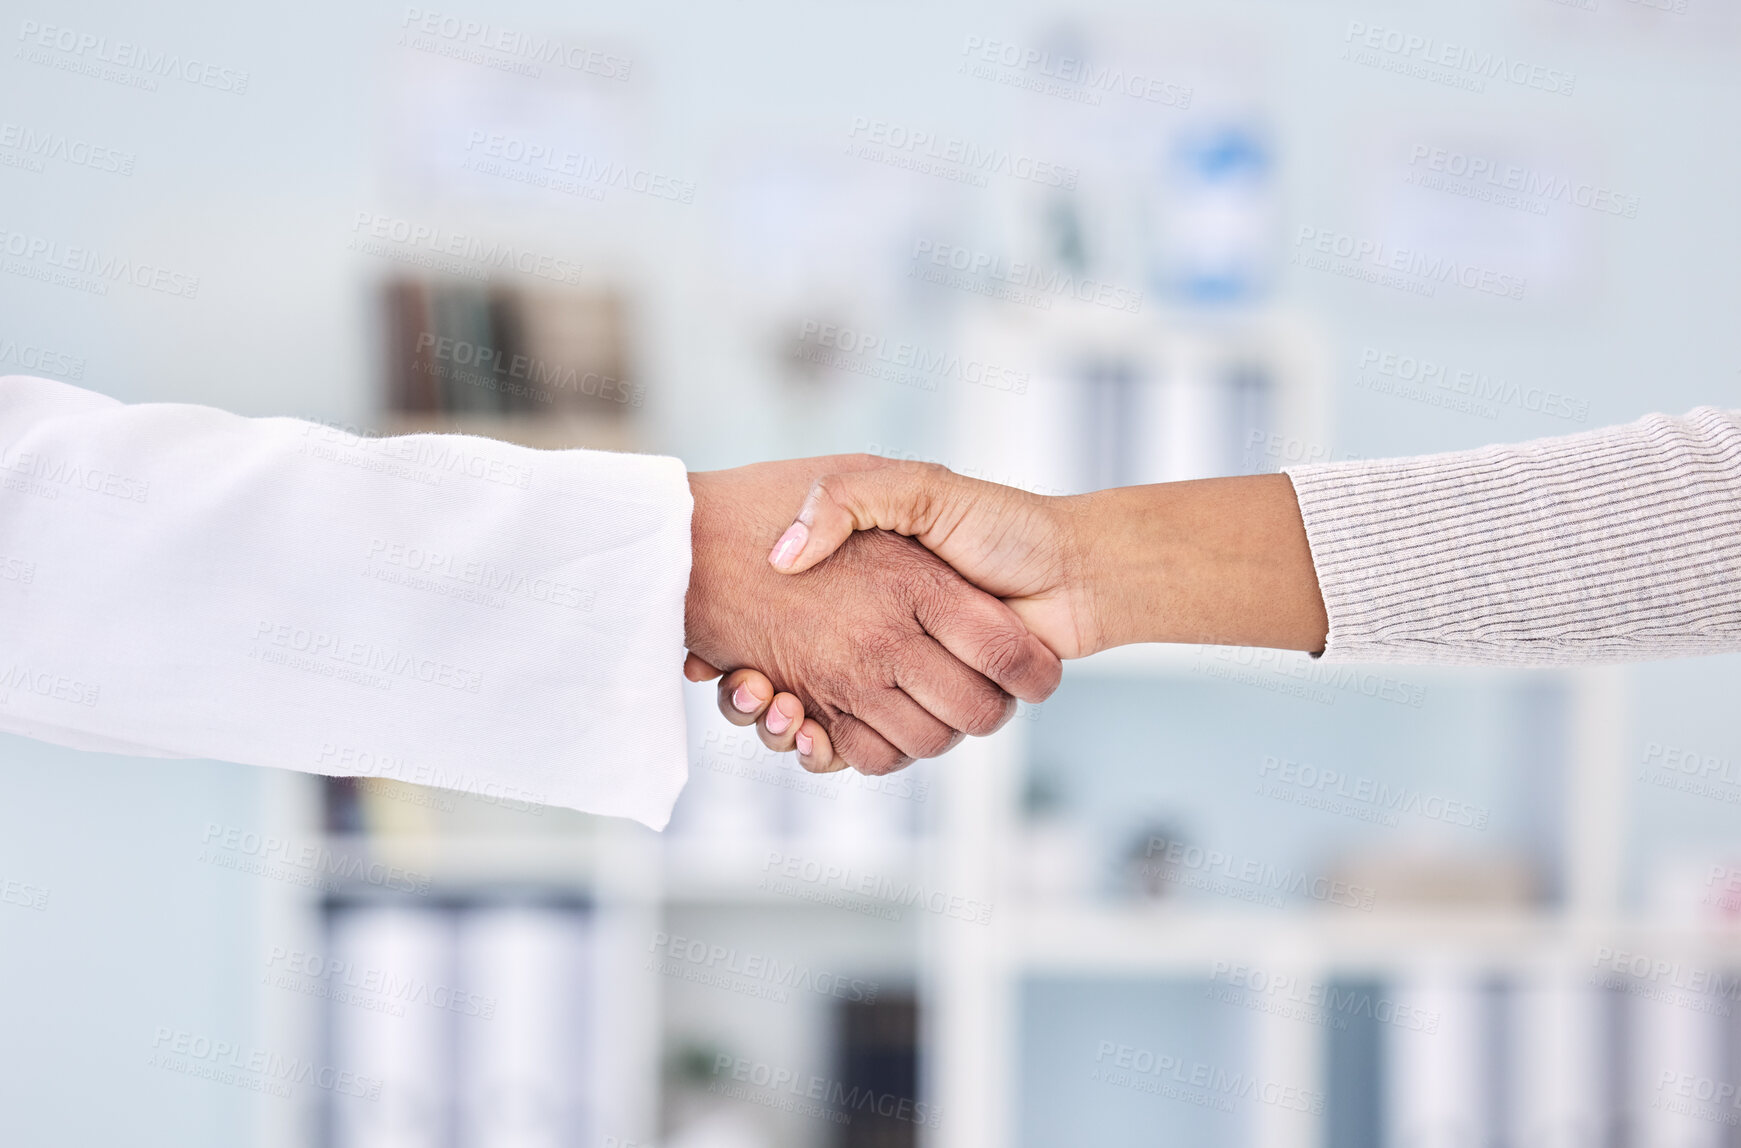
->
[682,455,1330,775]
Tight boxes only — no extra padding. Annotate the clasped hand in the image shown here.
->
[686,454,1328,773]
[682,454,1090,775]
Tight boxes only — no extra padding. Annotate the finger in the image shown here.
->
[794,718,839,773]
[715,668,774,727]
[915,581,1063,704]
[685,652,723,682]
[769,463,967,574]
[853,687,961,768]
[893,635,1016,738]
[756,692,806,753]
[822,711,910,776]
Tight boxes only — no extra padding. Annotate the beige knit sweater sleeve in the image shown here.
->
[1283,407,1741,666]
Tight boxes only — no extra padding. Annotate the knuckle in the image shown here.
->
[829,717,907,775]
[974,625,1037,686]
[911,460,953,486]
[911,726,955,760]
[856,748,913,776]
[899,557,962,613]
[959,686,1016,738]
[812,472,850,504]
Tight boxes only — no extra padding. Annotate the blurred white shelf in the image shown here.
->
[318,832,603,889]
[1013,904,1741,972]
[316,830,945,907]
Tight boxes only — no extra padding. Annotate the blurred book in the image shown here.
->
[1330,847,1538,910]
[326,901,595,1148]
[381,279,642,450]
[834,994,922,1148]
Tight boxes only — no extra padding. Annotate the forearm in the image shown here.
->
[1077,473,1329,654]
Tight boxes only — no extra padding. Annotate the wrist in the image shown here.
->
[684,470,727,653]
[1078,475,1328,654]
[1072,487,1167,652]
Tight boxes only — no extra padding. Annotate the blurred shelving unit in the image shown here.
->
[244,276,1739,1148]
[920,295,1740,1148]
[252,664,1735,1148]
[919,664,1699,1148]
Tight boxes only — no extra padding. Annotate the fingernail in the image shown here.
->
[732,684,759,713]
[768,522,808,570]
[766,704,792,735]
[795,729,813,757]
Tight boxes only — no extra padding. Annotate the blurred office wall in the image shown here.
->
[3,1,1741,1146]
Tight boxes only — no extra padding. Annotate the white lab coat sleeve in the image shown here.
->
[0,375,694,829]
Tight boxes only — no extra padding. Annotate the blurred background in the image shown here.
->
[3,0,1741,1145]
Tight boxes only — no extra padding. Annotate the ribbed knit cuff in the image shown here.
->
[1284,408,1741,666]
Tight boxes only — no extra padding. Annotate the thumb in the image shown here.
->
[768,463,964,575]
